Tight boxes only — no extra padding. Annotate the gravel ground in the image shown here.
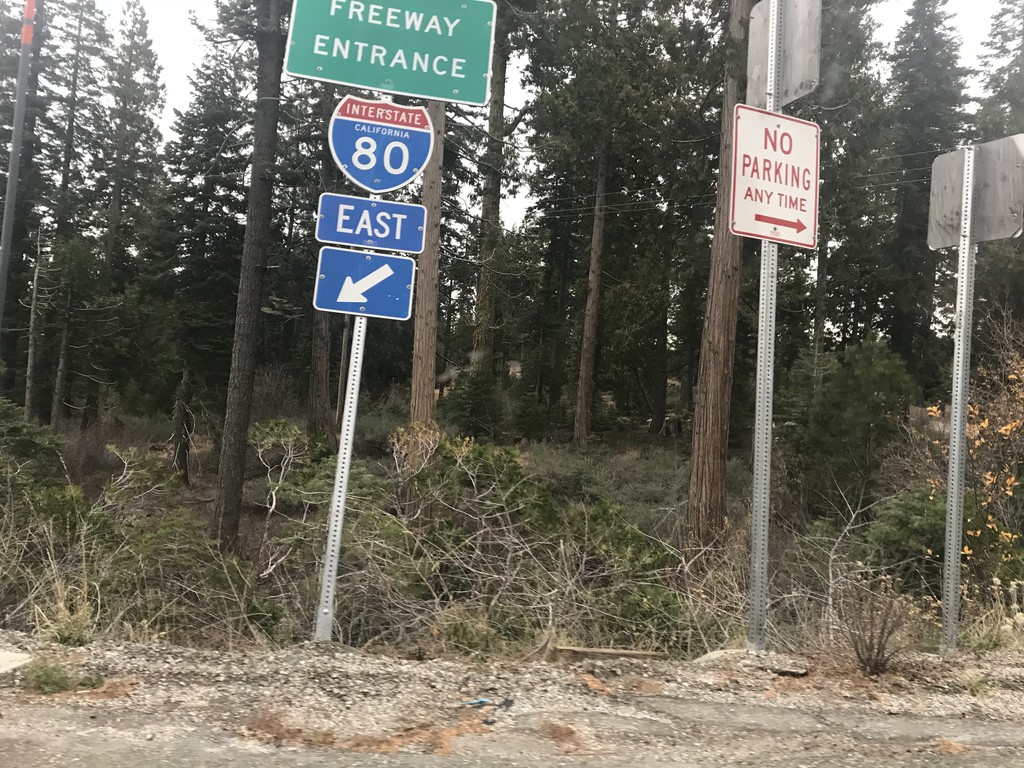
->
[3,630,1024,766]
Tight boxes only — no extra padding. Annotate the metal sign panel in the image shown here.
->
[730,105,821,249]
[313,247,416,321]
[285,0,497,106]
[747,0,822,110]
[317,193,427,254]
[329,96,434,194]
[929,134,1024,250]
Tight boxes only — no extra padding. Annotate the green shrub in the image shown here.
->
[777,338,917,517]
[865,488,946,591]
[22,659,103,694]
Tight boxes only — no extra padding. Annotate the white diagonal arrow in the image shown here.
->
[337,264,394,303]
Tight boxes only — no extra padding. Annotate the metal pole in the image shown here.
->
[748,0,783,653]
[0,0,37,341]
[941,146,977,655]
[314,313,367,642]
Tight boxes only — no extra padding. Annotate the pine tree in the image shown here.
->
[974,0,1024,322]
[885,0,969,394]
[38,0,111,238]
[792,2,896,355]
[163,44,252,403]
[96,0,164,288]
[977,0,1024,140]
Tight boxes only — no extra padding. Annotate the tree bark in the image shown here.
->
[687,0,756,546]
[572,138,611,447]
[214,0,287,550]
[470,30,508,374]
[410,100,446,424]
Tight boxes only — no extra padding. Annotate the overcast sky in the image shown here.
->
[92,0,1002,135]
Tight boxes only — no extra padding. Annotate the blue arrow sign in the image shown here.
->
[329,96,435,194]
[313,248,416,322]
[317,194,427,254]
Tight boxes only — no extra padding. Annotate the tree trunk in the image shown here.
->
[50,299,70,428]
[310,85,341,451]
[172,365,194,485]
[410,100,446,424]
[307,310,336,451]
[24,236,42,420]
[56,6,83,239]
[470,31,508,374]
[335,315,352,426]
[572,139,611,447]
[214,0,287,550]
[687,0,756,546]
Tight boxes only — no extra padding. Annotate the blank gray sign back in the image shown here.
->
[747,0,822,110]
[929,135,1024,250]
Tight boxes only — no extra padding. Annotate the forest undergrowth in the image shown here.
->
[5,354,1024,672]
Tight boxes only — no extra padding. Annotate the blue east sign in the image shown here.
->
[313,247,416,322]
[316,193,427,254]
[329,95,435,194]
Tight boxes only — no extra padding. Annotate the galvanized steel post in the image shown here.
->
[941,146,978,654]
[748,0,783,653]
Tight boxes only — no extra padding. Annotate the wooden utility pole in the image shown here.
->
[410,100,446,424]
[572,139,610,447]
[687,0,756,546]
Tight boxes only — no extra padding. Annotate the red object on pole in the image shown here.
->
[22,0,36,44]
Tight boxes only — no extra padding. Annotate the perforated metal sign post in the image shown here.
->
[931,135,1024,654]
[314,313,367,642]
[745,0,820,653]
[285,0,497,105]
[939,148,977,656]
[312,196,417,643]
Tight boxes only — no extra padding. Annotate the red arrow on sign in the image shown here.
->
[754,214,807,234]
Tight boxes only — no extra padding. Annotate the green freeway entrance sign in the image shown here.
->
[286,0,497,106]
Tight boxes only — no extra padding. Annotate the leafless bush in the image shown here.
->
[252,366,301,423]
[838,574,922,675]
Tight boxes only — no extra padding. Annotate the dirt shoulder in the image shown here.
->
[3,631,1024,766]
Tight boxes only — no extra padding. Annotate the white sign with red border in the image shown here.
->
[730,105,820,249]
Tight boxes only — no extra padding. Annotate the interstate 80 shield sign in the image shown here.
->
[329,96,435,194]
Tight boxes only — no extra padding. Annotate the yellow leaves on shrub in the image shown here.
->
[999,420,1023,438]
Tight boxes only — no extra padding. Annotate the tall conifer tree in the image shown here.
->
[885,0,969,394]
